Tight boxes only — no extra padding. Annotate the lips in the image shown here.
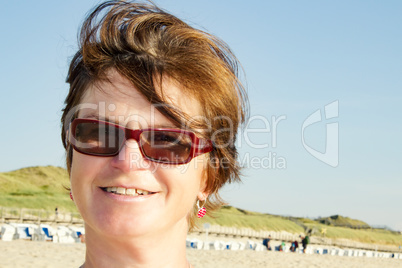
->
[101,186,155,196]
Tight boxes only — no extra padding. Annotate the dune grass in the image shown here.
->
[0,166,77,212]
[200,206,305,233]
[303,222,402,246]
[316,215,370,228]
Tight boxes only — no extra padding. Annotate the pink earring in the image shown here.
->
[197,200,206,218]
[70,191,74,201]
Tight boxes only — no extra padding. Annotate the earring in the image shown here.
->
[197,200,206,218]
[70,191,74,201]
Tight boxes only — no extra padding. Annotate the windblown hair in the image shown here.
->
[61,0,248,229]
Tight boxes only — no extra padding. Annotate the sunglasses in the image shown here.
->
[68,118,213,165]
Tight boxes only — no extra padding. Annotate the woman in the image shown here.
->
[61,1,247,267]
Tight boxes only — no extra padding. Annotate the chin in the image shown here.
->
[86,209,167,238]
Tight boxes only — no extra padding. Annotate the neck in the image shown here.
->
[82,220,190,268]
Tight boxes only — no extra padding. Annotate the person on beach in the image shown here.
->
[293,238,299,252]
[302,235,310,253]
[263,235,272,250]
[60,1,247,267]
[290,238,299,252]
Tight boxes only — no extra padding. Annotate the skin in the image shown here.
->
[70,70,208,268]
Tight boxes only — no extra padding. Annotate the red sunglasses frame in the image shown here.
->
[68,118,213,165]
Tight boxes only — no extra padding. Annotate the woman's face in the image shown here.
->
[70,70,208,239]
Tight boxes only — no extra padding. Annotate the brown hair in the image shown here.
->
[61,0,248,229]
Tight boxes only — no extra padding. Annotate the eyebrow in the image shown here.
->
[79,113,178,129]
[151,123,179,129]
[79,113,109,122]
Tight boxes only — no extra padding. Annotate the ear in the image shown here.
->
[197,191,208,202]
[197,153,218,201]
[65,129,70,146]
[197,174,210,201]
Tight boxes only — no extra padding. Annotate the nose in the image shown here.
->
[110,139,148,172]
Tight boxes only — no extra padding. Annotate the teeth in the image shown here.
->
[116,187,126,195]
[126,188,137,196]
[105,187,152,196]
[137,189,148,195]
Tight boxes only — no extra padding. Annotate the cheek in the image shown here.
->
[188,155,209,191]
[70,154,87,199]
[70,152,105,189]
[162,157,207,198]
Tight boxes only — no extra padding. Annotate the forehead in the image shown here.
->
[78,70,202,128]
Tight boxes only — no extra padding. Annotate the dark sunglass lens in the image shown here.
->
[140,131,192,163]
[74,121,124,155]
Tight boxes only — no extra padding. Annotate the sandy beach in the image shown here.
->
[1,239,401,268]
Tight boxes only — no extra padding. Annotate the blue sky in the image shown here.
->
[1,1,401,231]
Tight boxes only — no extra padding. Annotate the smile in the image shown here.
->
[101,187,154,196]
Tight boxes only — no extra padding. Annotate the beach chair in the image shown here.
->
[229,242,240,251]
[69,226,85,243]
[202,241,210,250]
[40,224,55,241]
[209,240,225,250]
[314,248,323,254]
[11,223,34,240]
[365,251,374,258]
[54,226,75,243]
[383,252,392,258]
[31,225,44,241]
[336,249,344,256]
[209,240,218,250]
[1,224,16,241]
[195,240,204,249]
[246,240,255,250]
[186,238,192,248]
[30,224,49,241]
[254,243,265,251]
[187,238,203,249]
